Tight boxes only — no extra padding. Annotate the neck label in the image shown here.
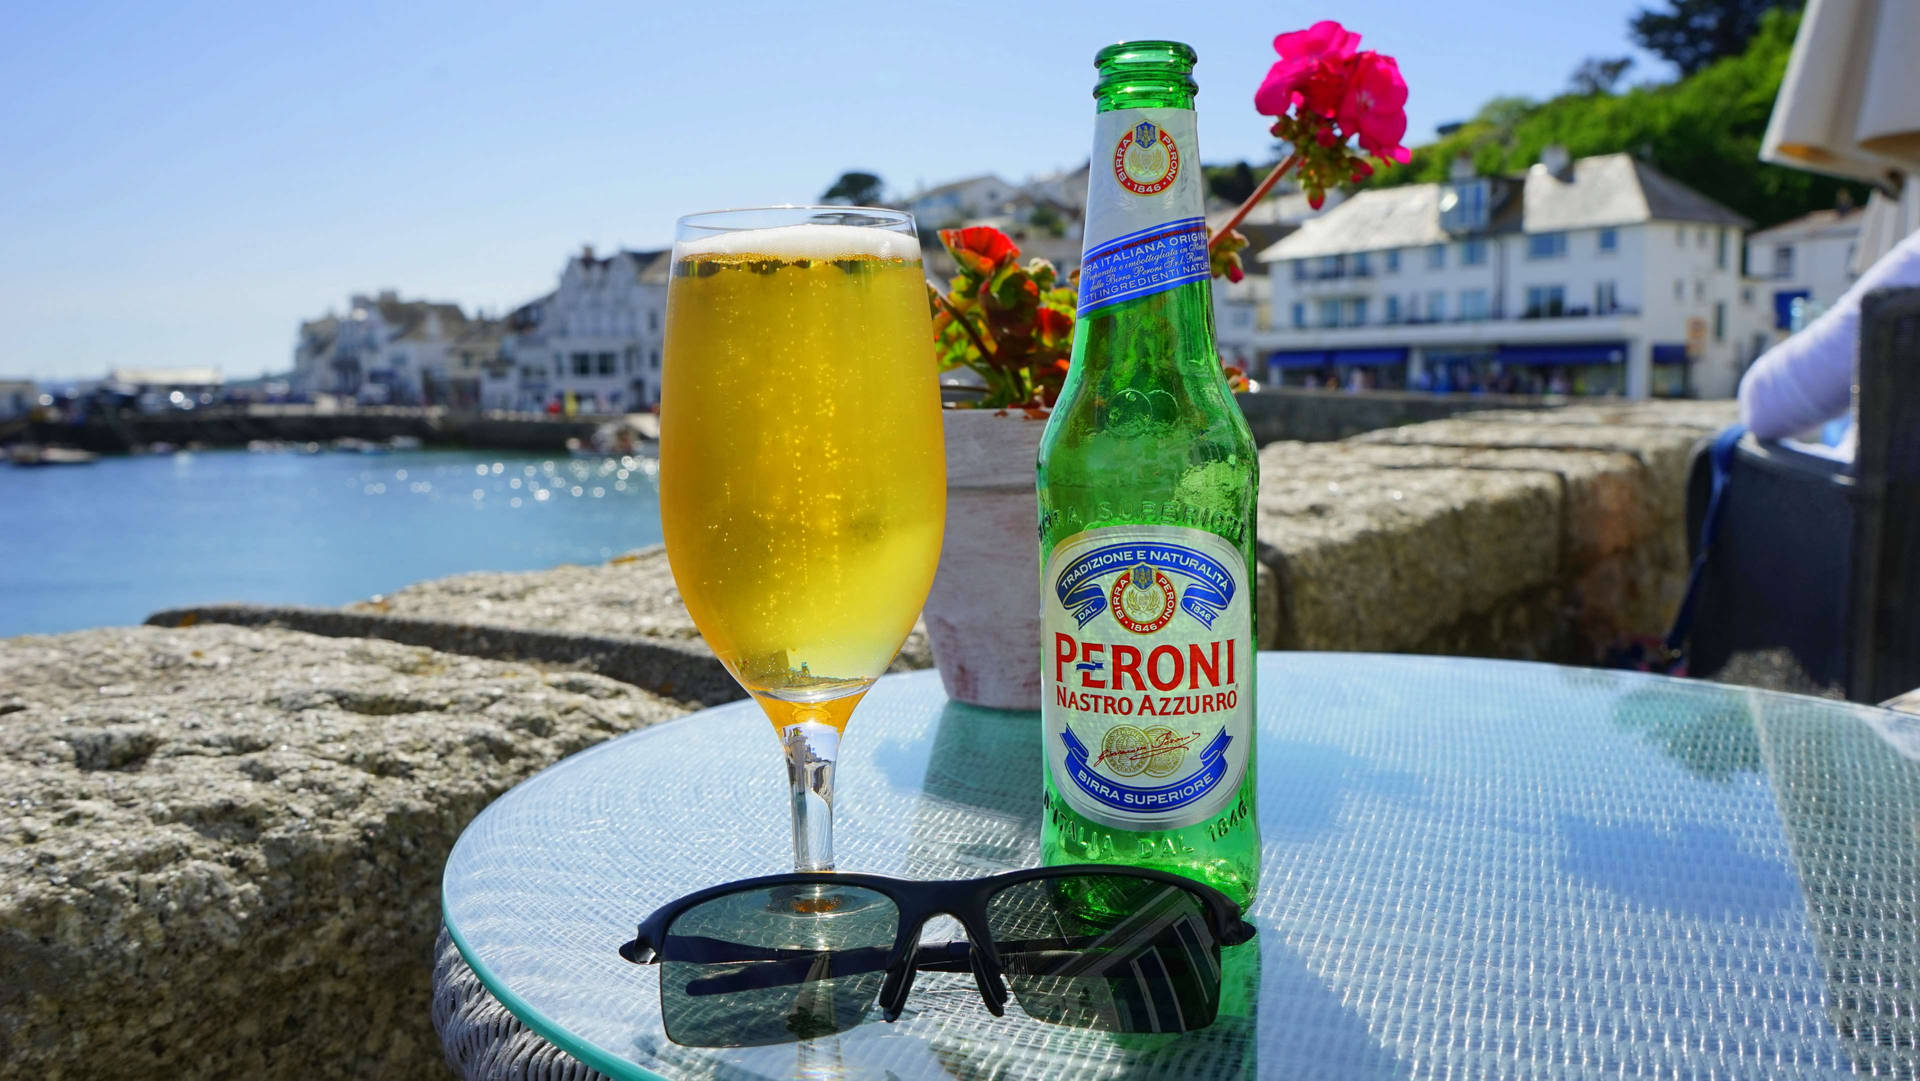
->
[1078,109,1209,316]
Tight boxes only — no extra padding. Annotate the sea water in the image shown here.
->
[0,447,663,637]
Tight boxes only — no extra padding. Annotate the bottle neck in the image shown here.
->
[1093,41,1197,112]
[1077,54,1208,318]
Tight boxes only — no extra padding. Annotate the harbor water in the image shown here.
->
[0,447,664,637]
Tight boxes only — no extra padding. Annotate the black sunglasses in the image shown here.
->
[619,865,1256,1047]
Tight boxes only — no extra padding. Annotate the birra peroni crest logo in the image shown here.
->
[1047,534,1245,823]
[1113,120,1180,196]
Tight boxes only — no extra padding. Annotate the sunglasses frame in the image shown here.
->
[619,864,1256,1026]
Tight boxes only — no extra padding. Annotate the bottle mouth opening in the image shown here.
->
[1094,40,1198,100]
[1095,40,1197,72]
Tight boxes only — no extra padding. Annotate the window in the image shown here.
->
[1677,226,1686,246]
[1716,229,1728,269]
[1461,239,1488,266]
[1441,179,1489,232]
[1384,295,1401,323]
[1317,254,1343,278]
[1595,280,1618,313]
[598,352,616,376]
[1775,244,1795,279]
[572,352,592,376]
[1459,288,1490,320]
[1714,301,1726,342]
[1598,228,1618,253]
[649,349,660,369]
[1426,244,1446,270]
[623,349,634,374]
[1317,298,1342,327]
[649,311,659,332]
[1674,279,1684,300]
[1426,290,1446,321]
[1353,252,1371,276]
[1741,286,1754,305]
[553,353,562,374]
[1526,232,1567,259]
[1349,297,1370,325]
[1291,302,1305,328]
[1525,285,1566,317]
[1385,249,1400,273]
[1694,280,1705,301]
[1293,261,1307,282]
[1697,227,1708,248]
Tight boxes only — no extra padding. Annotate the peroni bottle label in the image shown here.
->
[1042,525,1253,831]
[1076,109,1210,317]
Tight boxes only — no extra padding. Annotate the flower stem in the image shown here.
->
[1208,152,1303,249]
[932,293,993,361]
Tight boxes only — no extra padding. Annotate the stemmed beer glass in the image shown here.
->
[658,207,945,872]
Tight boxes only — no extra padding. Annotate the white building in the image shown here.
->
[1744,206,1862,338]
[1254,151,1764,398]
[1211,189,1345,371]
[504,247,669,414]
[0,379,36,419]
[292,291,468,403]
[905,174,1020,230]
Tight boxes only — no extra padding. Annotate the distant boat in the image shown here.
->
[387,435,423,450]
[8,445,99,466]
[332,437,386,454]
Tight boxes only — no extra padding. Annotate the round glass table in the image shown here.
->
[441,654,1920,1080]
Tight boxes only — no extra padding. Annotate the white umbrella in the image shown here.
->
[1760,0,1920,267]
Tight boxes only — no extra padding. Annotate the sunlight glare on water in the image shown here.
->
[0,447,663,636]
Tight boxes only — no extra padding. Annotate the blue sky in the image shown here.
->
[2,0,1662,382]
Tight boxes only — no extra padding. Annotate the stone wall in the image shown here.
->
[1236,385,1555,445]
[20,406,630,453]
[0,626,686,1080]
[1,399,1735,1079]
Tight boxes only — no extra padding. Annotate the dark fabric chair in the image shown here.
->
[1685,286,1920,704]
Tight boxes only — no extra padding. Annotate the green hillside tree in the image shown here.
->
[821,171,885,206]
[1631,0,1802,76]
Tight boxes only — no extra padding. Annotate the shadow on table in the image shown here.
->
[1754,697,1920,1077]
[901,701,1045,879]
[1607,683,1762,782]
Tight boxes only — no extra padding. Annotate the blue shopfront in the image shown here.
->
[1266,347,1410,389]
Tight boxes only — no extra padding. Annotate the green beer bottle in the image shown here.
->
[1038,40,1260,907]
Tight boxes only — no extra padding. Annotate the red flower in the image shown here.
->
[941,226,1019,277]
[1255,20,1361,119]
[1337,51,1411,164]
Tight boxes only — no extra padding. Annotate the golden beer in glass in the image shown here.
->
[659,207,944,871]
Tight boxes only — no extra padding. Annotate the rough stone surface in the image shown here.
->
[1257,440,1564,652]
[0,624,686,1081]
[356,547,933,681]
[1256,400,1736,660]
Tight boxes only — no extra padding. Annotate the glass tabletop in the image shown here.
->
[442,653,1920,1080]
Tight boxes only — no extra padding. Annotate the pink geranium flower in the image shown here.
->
[1254,20,1361,118]
[1337,51,1411,164]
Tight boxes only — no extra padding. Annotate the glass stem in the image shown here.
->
[782,719,840,872]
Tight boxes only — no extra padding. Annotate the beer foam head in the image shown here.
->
[679,223,920,262]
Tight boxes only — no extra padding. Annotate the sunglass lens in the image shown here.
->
[658,883,898,1047]
[983,874,1221,1033]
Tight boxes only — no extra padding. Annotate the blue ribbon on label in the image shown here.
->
[1076,217,1210,315]
[1054,541,1236,629]
[1060,726,1232,813]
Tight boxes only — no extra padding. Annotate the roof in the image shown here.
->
[1259,152,1749,261]
[908,174,1011,203]
[390,303,469,343]
[620,248,673,285]
[1258,185,1452,260]
[1746,206,1864,244]
[1527,153,1749,233]
[110,367,223,386]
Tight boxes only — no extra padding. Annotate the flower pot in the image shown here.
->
[924,409,1049,710]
